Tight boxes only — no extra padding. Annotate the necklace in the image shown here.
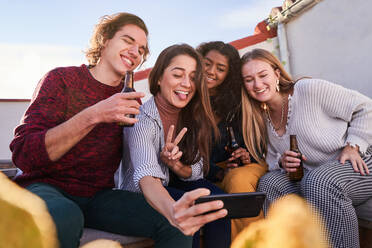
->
[264,94,286,131]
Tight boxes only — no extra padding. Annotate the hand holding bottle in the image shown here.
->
[281,135,306,181]
[218,147,251,179]
[227,147,251,166]
[225,126,245,167]
[91,91,144,125]
[280,150,306,173]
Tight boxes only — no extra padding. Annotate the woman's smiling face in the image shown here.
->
[242,59,280,103]
[158,54,197,108]
[204,50,229,90]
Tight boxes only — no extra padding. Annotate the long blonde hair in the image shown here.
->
[241,49,294,165]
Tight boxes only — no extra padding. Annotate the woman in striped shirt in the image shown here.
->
[117,44,231,248]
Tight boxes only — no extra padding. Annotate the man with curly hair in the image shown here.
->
[10,12,192,248]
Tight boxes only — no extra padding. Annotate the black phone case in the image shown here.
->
[195,192,266,219]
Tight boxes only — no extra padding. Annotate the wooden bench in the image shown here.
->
[0,160,18,179]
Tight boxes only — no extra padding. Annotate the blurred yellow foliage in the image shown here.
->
[0,172,123,248]
[0,172,59,248]
[231,194,329,248]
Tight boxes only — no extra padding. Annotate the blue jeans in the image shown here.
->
[27,183,192,248]
[167,178,231,248]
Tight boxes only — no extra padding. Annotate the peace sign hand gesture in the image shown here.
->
[160,125,191,178]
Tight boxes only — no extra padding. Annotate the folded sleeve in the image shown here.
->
[181,156,204,182]
[124,116,167,192]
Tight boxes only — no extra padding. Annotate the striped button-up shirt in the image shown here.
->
[117,96,204,192]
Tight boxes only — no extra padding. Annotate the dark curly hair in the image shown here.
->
[196,41,243,123]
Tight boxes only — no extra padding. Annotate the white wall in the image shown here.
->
[135,78,152,103]
[238,37,280,58]
[0,101,30,160]
[284,0,372,97]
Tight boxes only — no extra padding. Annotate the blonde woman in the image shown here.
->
[240,48,372,248]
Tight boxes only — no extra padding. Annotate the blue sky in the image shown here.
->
[0,0,283,98]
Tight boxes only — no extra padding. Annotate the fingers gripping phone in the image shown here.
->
[195,192,266,219]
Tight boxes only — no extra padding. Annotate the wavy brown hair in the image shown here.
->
[241,48,294,165]
[149,44,218,174]
[85,12,149,66]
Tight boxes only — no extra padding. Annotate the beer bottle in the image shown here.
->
[288,135,304,181]
[119,71,135,127]
[226,126,242,166]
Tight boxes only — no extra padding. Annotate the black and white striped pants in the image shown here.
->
[258,147,372,248]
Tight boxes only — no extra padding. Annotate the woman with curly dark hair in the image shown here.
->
[197,41,267,240]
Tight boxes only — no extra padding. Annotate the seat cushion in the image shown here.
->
[80,239,122,248]
[80,228,153,247]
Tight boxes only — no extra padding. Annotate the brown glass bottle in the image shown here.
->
[119,71,135,127]
[226,126,243,166]
[288,135,304,181]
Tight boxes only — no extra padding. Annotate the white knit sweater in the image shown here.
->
[266,78,372,171]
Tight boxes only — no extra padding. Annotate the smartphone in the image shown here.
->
[195,192,266,219]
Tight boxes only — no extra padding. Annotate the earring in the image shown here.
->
[276,79,280,92]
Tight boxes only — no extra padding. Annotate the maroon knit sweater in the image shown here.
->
[10,65,124,197]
